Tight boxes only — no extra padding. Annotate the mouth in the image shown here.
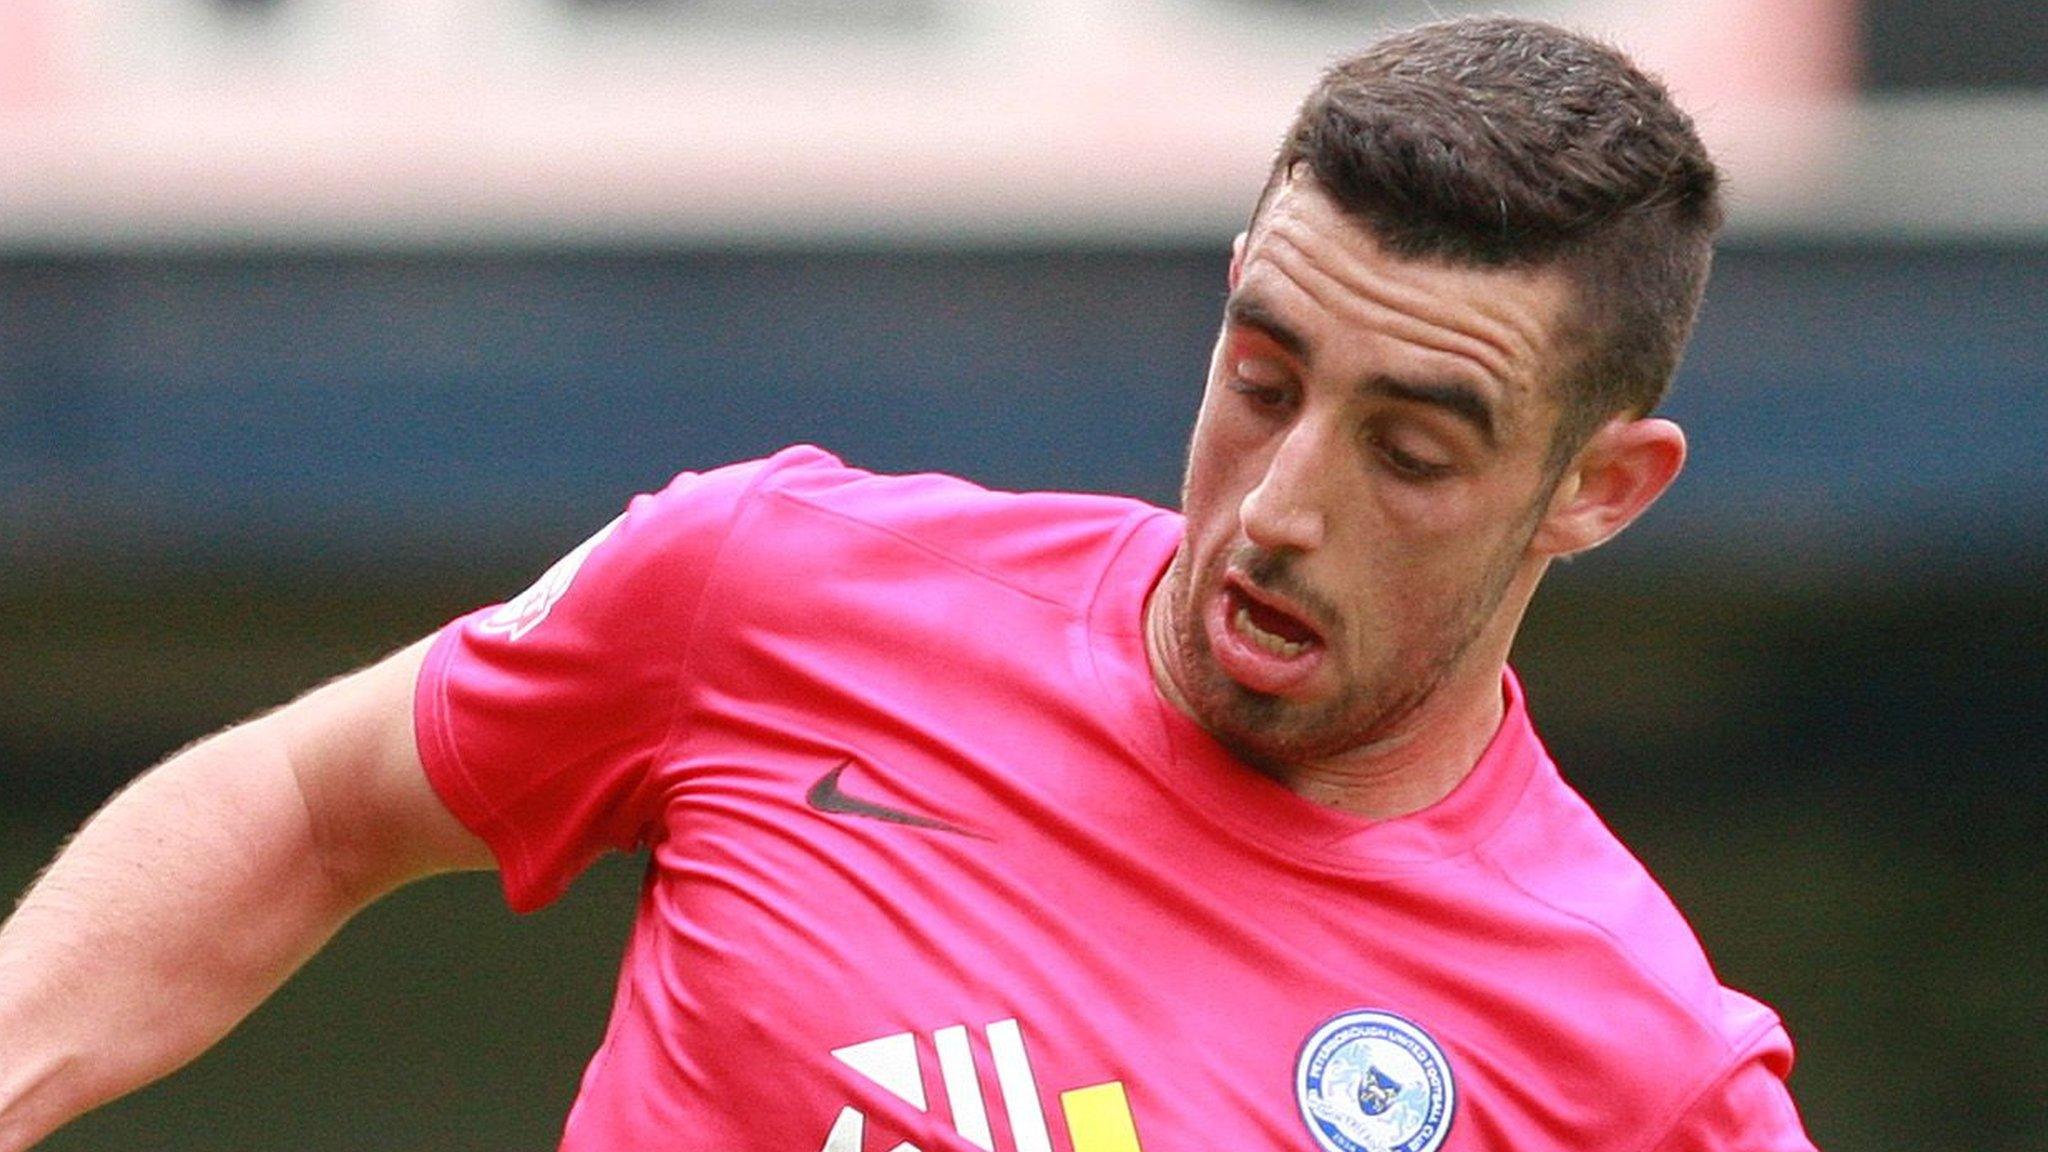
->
[1203,572,1328,696]
[1228,581,1322,658]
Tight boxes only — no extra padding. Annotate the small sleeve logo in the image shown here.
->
[477,514,625,642]
[1295,1010,1455,1152]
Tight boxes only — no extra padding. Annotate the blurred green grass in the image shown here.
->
[0,812,640,1151]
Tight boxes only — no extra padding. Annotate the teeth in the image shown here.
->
[1233,604,1309,658]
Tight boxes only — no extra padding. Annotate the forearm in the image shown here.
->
[0,717,366,1152]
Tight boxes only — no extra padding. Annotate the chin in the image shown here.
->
[1192,654,1441,774]
[1195,680,1354,770]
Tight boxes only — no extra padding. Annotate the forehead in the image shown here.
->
[1234,180,1575,428]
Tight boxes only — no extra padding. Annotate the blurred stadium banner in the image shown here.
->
[10,0,2016,248]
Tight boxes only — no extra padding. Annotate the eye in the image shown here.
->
[1368,428,1456,481]
[1229,380,1290,409]
[1227,357,1295,413]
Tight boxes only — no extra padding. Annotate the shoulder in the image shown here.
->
[1488,771,1719,993]
[1475,759,1790,1090]
[1490,762,1728,1004]
[456,447,865,648]
[710,445,1176,604]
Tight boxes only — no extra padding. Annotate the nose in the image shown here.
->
[1239,422,1328,553]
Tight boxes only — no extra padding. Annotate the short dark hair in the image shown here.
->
[1259,17,1724,460]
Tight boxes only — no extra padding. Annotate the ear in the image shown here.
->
[1530,417,1686,558]
[1228,232,1248,290]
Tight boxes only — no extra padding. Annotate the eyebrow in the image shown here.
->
[1223,293,1500,446]
[1224,294,1310,361]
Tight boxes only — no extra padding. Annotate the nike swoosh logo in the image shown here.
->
[806,761,989,840]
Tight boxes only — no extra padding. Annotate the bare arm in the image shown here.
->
[0,637,492,1152]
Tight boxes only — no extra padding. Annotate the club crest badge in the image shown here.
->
[1295,1009,1455,1152]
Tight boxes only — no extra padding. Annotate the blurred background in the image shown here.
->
[1,0,2042,1148]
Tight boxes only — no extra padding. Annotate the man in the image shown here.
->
[0,17,1815,1151]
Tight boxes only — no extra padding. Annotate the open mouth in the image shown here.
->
[1226,582,1322,659]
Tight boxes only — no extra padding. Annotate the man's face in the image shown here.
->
[1149,178,1577,775]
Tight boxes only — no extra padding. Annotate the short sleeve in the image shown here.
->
[414,450,815,911]
[1653,996,1818,1152]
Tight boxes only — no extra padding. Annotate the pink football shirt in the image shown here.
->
[415,446,1813,1152]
